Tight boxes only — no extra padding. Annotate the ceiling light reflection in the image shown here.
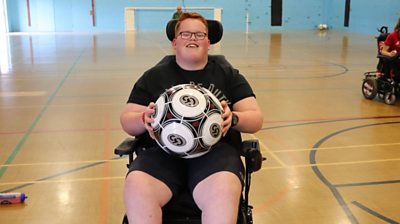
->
[0,34,11,74]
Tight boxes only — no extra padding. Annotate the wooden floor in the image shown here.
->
[1,29,399,224]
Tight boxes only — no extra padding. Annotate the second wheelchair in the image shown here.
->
[361,26,400,105]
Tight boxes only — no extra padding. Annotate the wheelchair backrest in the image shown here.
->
[376,26,389,55]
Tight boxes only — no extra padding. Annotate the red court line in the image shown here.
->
[253,154,301,214]
[0,127,121,136]
[2,115,397,136]
[264,115,400,124]
[253,186,290,213]
[2,115,398,137]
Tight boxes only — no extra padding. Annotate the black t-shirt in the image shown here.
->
[126,56,255,147]
[128,57,255,107]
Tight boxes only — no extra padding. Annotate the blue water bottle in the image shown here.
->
[0,192,27,204]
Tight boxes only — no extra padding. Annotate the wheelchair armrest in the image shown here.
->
[377,54,392,60]
[114,137,141,156]
[241,139,264,173]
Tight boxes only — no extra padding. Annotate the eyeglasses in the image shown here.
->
[178,31,207,40]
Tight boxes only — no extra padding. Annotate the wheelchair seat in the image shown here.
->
[115,134,264,224]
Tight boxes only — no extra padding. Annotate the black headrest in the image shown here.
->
[378,26,388,34]
[166,19,223,45]
[375,26,389,42]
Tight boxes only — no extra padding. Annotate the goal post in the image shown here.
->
[125,7,222,32]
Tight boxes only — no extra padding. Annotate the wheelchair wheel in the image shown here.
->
[362,77,378,99]
[122,214,128,224]
[237,211,246,224]
[384,91,396,105]
[245,206,254,224]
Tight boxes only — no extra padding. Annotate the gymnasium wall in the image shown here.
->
[6,0,400,34]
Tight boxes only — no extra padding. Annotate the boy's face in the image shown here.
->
[173,19,210,64]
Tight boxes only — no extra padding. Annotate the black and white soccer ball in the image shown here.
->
[151,84,223,159]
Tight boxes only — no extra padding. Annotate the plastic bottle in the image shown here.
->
[0,192,27,205]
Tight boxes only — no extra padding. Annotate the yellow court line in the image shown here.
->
[248,134,287,168]
[0,91,47,97]
[11,153,395,185]
[2,158,399,186]
[261,157,400,170]
[0,103,121,110]
[0,176,125,187]
[273,142,400,153]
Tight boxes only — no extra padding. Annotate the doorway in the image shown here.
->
[0,0,8,33]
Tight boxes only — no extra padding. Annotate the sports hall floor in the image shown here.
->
[0,28,399,224]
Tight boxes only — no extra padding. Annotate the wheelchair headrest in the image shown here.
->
[378,26,388,34]
[376,26,389,42]
[166,19,223,45]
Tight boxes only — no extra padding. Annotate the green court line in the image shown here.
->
[0,49,85,178]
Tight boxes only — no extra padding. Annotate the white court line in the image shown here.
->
[0,158,125,168]
[248,134,287,168]
[3,141,397,168]
[0,176,125,187]
[2,147,398,185]
[261,157,400,170]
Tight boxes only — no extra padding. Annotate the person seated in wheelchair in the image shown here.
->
[120,12,263,223]
[380,17,400,82]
